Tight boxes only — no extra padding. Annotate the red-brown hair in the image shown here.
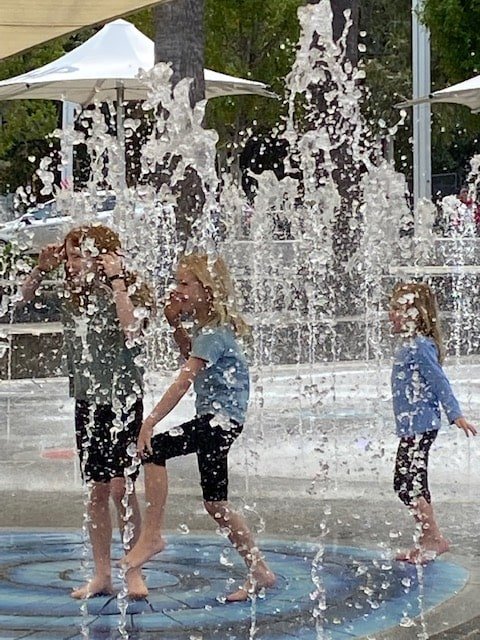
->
[63,224,155,315]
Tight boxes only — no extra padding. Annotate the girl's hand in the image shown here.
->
[164,291,184,327]
[38,244,65,273]
[454,417,477,437]
[137,421,154,457]
[101,252,124,278]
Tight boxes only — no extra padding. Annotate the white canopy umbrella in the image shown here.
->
[0,19,274,103]
[0,19,274,185]
[396,74,480,113]
[0,0,169,60]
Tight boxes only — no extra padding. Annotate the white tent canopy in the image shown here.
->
[396,74,480,113]
[0,19,273,103]
[0,0,168,60]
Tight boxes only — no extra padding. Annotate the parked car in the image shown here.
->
[0,194,116,254]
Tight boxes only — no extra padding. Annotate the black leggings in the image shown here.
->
[394,430,438,506]
[143,414,243,502]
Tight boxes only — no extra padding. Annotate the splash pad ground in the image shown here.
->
[0,532,472,640]
[1,359,480,638]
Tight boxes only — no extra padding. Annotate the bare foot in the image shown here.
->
[421,536,450,557]
[71,576,113,600]
[121,535,166,570]
[396,548,429,564]
[226,568,276,603]
[396,538,450,565]
[126,568,149,600]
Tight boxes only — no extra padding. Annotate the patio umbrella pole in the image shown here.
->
[61,101,77,188]
[116,83,127,190]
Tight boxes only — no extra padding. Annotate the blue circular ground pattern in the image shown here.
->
[0,532,468,639]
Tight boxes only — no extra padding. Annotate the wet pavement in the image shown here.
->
[2,359,480,639]
[0,531,473,640]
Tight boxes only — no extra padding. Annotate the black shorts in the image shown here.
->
[75,398,143,483]
[393,430,438,506]
[144,414,243,502]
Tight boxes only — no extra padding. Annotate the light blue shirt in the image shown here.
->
[391,335,462,437]
[191,325,250,424]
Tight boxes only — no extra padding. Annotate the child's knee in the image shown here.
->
[110,478,127,505]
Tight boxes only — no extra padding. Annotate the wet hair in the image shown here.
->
[63,224,155,317]
[178,252,250,336]
[391,281,444,363]
[64,224,121,256]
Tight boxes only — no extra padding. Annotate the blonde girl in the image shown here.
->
[389,282,476,564]
[122,252,276,601]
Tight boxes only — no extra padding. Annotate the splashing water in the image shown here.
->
[3,1,480,638]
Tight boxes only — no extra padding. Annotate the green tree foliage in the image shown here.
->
[1,0,478,198]
[359,0,413,174]
[423,0,480,82]
[203,0,303,154]
[0,42,65,195]
[0,27,102,196]
[421,0,480,182]
[0,101,57,194]
[0,2,303,195]
[361,0,480,187]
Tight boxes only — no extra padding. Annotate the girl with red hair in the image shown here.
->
[21,225,154,599]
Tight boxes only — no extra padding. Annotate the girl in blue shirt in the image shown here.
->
[122,252,275,601]
[390,282,476,564]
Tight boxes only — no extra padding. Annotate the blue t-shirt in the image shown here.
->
[391,335,462,437]
[190,325,250,424]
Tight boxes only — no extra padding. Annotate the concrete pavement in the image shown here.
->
[2,360,480,638]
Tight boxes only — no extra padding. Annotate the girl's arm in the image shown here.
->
[21,244,64,304]
[101,252,141,340]
[21,266,46,304]
[172,326,191,359]
[415,340,476,436]
[138,356,206,455]
[109,278,139,338]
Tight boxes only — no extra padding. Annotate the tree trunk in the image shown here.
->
[306,0,359,71]
[330,0,359,67]
[154,0,205,106]
[307,0,361,318]
[153,0,206,242]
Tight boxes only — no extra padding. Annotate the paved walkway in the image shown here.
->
[2,361,480,638]
[0,530,475,640]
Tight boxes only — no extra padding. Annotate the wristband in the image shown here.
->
[107,274,125,285]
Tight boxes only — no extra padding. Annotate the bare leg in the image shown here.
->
[204,500,276,602]
[110,477,142,548]
[110,477,147,599]
[71,482,114,599]
[410,498,449,563]
[121,464,168,570]
[397,498,450,563]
